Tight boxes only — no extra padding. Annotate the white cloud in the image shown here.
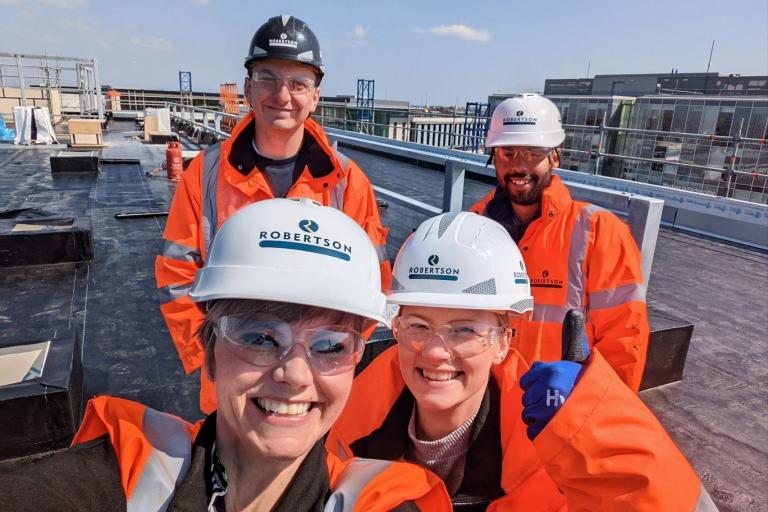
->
[351,24,368,46]
[422,24,491,43]
[129,35,176,52]
[56,16,96,32]
[56,17,111,48]
[38,0,88,8]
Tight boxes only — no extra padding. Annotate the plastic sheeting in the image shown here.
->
[144,107,171,133]
[12,106,59,145]
[0,116,15,142]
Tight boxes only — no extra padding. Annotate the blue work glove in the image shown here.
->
[520,310,590,441]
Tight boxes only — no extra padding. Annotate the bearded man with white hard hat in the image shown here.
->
[470,93,649,391]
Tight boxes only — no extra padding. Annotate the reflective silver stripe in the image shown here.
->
[329,177,347,211]
[329,148,350,211]
[532,303,570,323]
[589,282,646,311]
[375,243,388,263]
[127,408,193,512]
[323,458,394,512]
[566,204,602,311]
[201,144,221,260]
[160,239,202,266]
[158,282,192,303]
[333,147,350,171]
[695,484,719,512]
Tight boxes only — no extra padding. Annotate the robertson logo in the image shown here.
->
[531,269,563,289]
[408,254,459,281]
[299,219,319,233]
[258,220,351,261]
[503,110,538,126]
[269,33,298,48]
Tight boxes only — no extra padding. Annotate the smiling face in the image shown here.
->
[396,305,509,428]
[494,146,560,206]
[244,59,320,133]
[212,308,358,461]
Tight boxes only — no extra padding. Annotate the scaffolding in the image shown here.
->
[356,79,375,134]
[462,102,489,152]
[0,52,103,124]
[179,71,192,106]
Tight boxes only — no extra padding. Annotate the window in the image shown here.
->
[685,106,703,133]
[672,105,689,132]
[586,108,598,126]
[575,103,587,125]
[732,106,752,137]
[661,108,674,131]
[646,108,661,131]
[701,105,719,134]
[715,108,734,136]
[595,107,606,126]
[747,107,768,139]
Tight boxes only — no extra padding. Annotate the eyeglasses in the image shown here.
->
[249,71,317,96]
[213,315,363,375]
[495,147,554,164]
[392,316,507,358]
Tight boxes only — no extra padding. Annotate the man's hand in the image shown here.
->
[520,310,590,441]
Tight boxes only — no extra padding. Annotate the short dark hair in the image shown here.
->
[198,299,368,380]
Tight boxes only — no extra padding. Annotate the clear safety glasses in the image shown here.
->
[213,315,363,375]
[495,146,554,164]
[249,71,317,96]
[392,316,508,358]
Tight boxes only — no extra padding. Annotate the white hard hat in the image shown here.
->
[189,198,388,325]
[486,93,565,149]
[388,212,533,313]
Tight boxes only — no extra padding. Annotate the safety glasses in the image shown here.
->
[495,146,554,164]
[213,315,363,375]
[392,316,507,358]
[249,71,317,96]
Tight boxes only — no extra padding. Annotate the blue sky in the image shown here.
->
[1,0,766,105]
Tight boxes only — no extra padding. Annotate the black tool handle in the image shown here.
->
[562,309,588,363]
[114,211,169,219]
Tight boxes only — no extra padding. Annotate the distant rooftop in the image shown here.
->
[543,72,768,97]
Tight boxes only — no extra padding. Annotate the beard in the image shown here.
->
[502,171,552,206]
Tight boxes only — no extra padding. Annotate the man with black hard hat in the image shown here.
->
[156,15,392,414]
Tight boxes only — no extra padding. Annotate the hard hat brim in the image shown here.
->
[387,291,534,314]
[486,130,565,149]
[190,265,388,326]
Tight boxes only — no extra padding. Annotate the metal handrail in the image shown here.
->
[158,101,767,203]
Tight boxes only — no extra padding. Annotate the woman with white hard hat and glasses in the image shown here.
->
[327,211,717,511]
[0,199,450,512]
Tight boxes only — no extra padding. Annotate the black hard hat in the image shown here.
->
[244,15,324,83]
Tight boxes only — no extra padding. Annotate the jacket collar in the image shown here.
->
[221,112,346,195]
[539,174,573,216]
[168,413,330,511]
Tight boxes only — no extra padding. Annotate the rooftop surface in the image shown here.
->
[0,121,765,511]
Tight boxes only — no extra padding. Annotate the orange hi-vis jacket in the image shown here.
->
[72,396,451,511]
[470,175,649,391]
[155,112,391,413]
[327,345,713,511]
